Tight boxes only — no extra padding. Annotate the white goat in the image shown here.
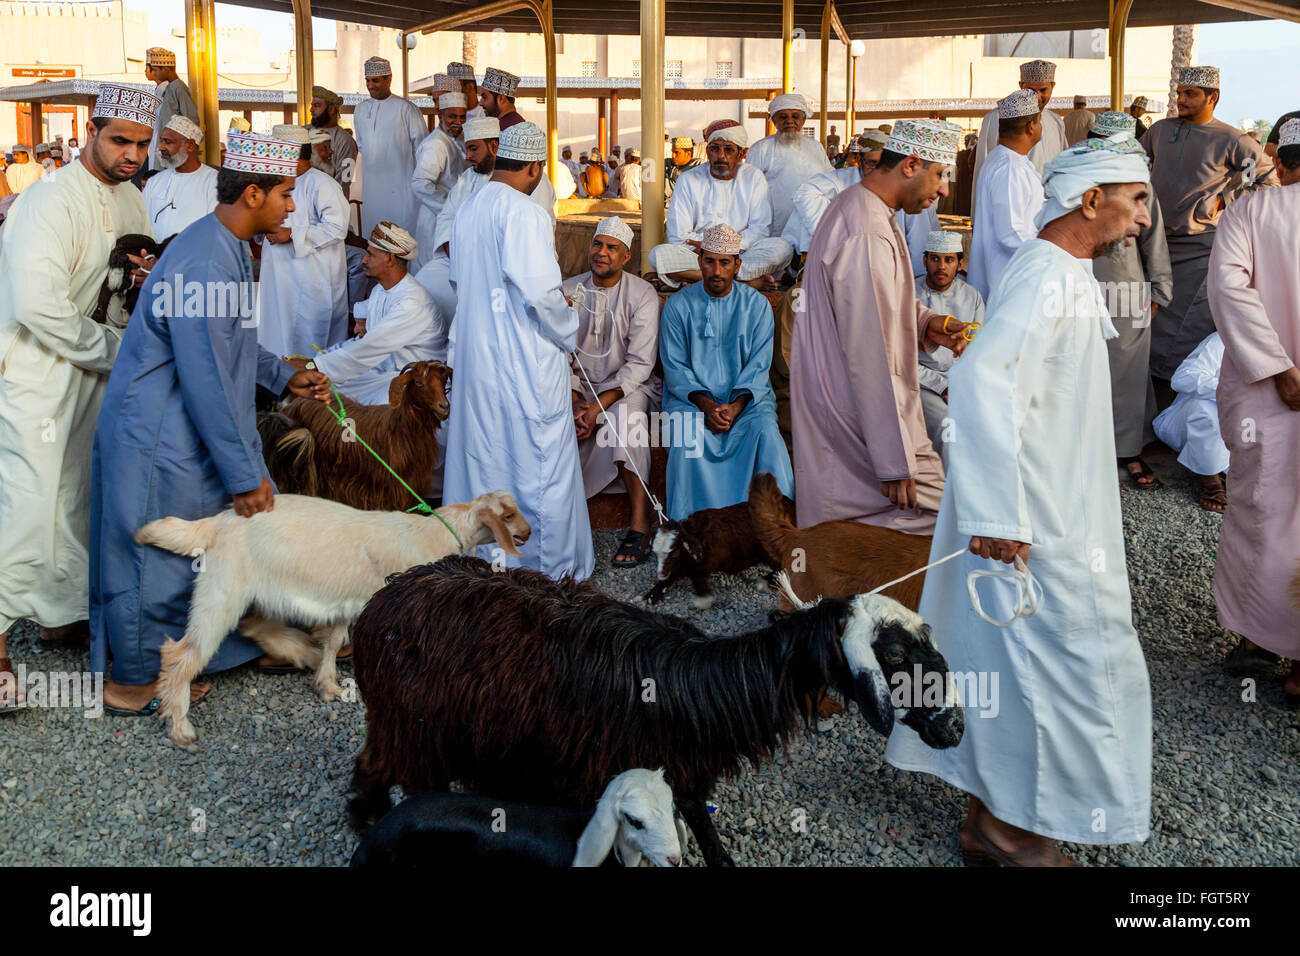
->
[349,769,687,867]
[135,491,530,747]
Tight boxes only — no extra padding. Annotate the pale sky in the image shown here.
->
[121,1,1300,128]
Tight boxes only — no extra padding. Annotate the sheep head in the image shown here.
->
[838,592,964,749]
[389,360,452,421]
[572,768,685,867]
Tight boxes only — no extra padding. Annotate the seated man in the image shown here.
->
[782,131,887,257]
[912,230,985,464]
[1153,332,1229,512]
[745,93,833,239]
[562,217,662,566]
[659,224,793,519]
[580,149,610,198]
[649,119,793,292]
[306,222,442,405]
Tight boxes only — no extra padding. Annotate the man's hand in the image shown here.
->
[684,239,702,251]
[969,536,1031,565]
[880,477,918,510]
[232,477,275,518]
[287,368,331,402]
[125,250,156,289]
[344,232,369,250]
[1274,366,1300,411]
[574,401,602,440]
[926,313,970,357]
[284,356,311,372]
[266,227,293,246]
[353,318,367,337]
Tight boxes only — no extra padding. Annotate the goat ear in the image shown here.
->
[842,616,895,736]
[572,795,619,867]
[485,508,523,557]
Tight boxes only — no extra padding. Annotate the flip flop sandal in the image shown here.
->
[258,658,302,675]
[612,530,648,568]
[104,682,211,717]
[1223,638,1281,678]
[1119,457,1161,489]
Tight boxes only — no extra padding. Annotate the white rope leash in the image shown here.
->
[869,546,1043,628]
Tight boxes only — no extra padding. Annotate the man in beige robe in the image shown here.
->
[562,217,662,567]
[1211,118,1300,701]
[0,85,156,706]
[790,118,972,533]
[1063,95,1094,145]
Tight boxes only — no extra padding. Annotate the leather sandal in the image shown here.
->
[960,821,1081,867]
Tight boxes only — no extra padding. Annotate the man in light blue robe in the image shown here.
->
[659,224,794,519]
[90,132,331,714]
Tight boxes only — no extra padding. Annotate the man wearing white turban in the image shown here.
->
[745,93,833,240]
[143,114,218,241]
[649,119,793,291]
[411,92,468,270]
[886,137,1156,865]
[302,222,441,405]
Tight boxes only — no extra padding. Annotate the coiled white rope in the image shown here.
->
[868,546,1042,628]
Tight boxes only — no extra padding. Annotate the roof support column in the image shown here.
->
[610,90,618,155]
[639,0,665,273]
[1108,0,1135,110]
[542,0,558,193]
[291,0,313,124]
[782,0,794,93]
[185,0,220,165]
[819,1,831,145]
[844,39,852,140]
[599,96,608,155]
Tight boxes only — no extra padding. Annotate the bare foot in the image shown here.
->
[743,275,778,292]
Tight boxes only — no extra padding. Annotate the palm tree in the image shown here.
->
[1169,24,1195,117]
[463,31,477,69]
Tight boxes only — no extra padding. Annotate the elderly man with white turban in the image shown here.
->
[0,85,157,697]
[886,136,1157,866]
[792,118,970,533]
[144,46,199,171]
[412,91,468,270]
[443,122,594,581]
[355,56,427,238]
[968,89,1046,299]
[143,114,218,240]
[745,92,833,238]
[562,217,663,566]
[302,222,440,405]
[971,59,1068,203]
[650,119,793,291]
[256,125,350,361]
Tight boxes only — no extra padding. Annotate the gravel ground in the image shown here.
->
[2,443,1297,866]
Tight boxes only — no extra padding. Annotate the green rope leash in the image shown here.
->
[304,354,463,552]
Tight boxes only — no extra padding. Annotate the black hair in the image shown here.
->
[493,155,534,173]
[875,148,907,171]
[91,117,110,132]
[1279,143,1300,171]
[299,143,313,162]
[998,114,1037,137]
[216,167,288,205]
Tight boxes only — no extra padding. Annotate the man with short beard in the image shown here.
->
[971,59,1068,203]
[142,115,218,241]
[791,118,971,532]
[744,92,832,237]
[0,85,158,706]
[309,85,359,198]
[478,67,524,129]
[887,137,1157,866]
[412,92,468,271]
[89,129,331,716]
[650,119,793,291]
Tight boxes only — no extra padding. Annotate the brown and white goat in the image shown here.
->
[748,472,932,612]
[258,360,452,511]
[347,556,963,867]
[135,490,530,747]
[644,494,795,609]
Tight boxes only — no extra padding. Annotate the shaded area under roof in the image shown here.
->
[221,0,1280,38]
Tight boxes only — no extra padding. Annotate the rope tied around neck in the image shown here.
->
[304,353,463,552]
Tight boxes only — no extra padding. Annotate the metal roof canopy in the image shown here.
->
[411,74,786,99]
[220,0,1282,38]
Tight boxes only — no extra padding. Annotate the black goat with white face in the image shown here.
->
[348,557,963,867]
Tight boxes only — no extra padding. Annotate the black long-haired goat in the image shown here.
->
[347,555,963,867]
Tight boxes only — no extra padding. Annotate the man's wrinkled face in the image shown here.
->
[773,109,806,137]
[706,139,744,180]
[1020,81,1054,111]
[924,251,961,291]
[366,74,392,99]
[1175,85,1216,120]
[87,118,152,182]
[361,245,396,277]
[900,158,951,214]
[441,107,467,138]
[698,249,740,295]
[1092,182,1152,255]
[313,140,334,165]
[157,127,193,167]
[466,138,497,174]
[589,235,630,279]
